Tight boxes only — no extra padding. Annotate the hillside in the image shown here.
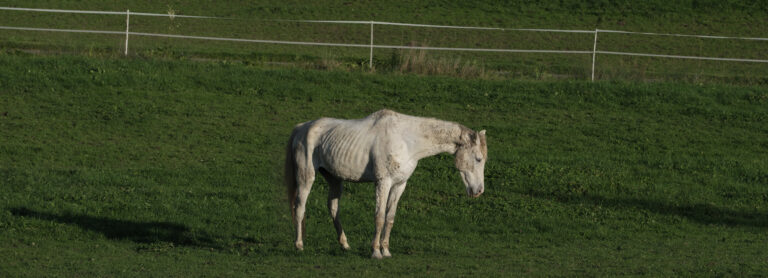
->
[1,1,767,84]
[1,53,767,275]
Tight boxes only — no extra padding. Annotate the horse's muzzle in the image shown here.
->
[467,187,484,198]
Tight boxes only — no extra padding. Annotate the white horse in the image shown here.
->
[285,109,487,259]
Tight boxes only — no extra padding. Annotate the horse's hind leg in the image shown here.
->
[293,158,315,251]
[320,169,350,250]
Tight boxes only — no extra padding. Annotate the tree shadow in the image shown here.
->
[518,190,768,228]
[10,207,219,249]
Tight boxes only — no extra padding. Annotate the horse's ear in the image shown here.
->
[473,130,486,142]
[460,132,471,145]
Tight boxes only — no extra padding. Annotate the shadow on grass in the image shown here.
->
[9,207,305,256]
[520,190,768,228]
[9,207,219,249]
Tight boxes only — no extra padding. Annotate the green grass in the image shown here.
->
[1,52,767,276]
[1,1,768,83]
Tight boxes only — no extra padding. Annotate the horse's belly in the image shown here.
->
[320,159,375,182]
[316,149,375,182]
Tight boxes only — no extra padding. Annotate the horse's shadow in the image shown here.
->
[9,207,219,249]
[9,207,353,256]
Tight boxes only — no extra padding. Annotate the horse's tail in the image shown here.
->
[285,126,299,221]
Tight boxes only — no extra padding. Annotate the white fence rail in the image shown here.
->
[2,6,768,81]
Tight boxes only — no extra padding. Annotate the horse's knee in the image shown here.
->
[375,217,385,228]
[385,212,397,222]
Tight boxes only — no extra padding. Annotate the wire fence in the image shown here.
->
[1,6,768,82]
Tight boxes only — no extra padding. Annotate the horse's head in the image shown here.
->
[455,129,487,198]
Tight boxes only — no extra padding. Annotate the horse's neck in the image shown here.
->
[408,118,464,160]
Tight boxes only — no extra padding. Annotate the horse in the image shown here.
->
[285,109,487,259]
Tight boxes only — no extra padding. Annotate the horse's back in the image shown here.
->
[289,110,411,182]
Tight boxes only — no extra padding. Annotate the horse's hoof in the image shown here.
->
[371,250,383,259]
[295,241,304,251]
[382,249,392,258]
[339,235,350,250]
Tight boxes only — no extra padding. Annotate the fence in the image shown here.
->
[2,6,768,82]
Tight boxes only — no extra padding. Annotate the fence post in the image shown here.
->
[369,21,374,70]
[124,9,130,56]
[591,28,598,81]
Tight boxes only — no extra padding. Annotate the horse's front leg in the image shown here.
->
[371,178,392,259]
[381,181,407,258]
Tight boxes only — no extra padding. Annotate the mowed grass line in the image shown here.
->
[0,53,767,276]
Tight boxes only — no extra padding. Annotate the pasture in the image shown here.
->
[2,0,768,84]
[1,52,767,276]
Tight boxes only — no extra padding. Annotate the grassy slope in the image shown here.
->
[1,53,767,276]
[2,0,766,33]
[1,1,768,83]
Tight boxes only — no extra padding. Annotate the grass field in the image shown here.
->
[1,1,768,84]
[1,51,767,276]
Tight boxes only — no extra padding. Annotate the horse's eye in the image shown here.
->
[475,157,482,163]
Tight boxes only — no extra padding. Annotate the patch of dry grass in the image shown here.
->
[394,42,489,79]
